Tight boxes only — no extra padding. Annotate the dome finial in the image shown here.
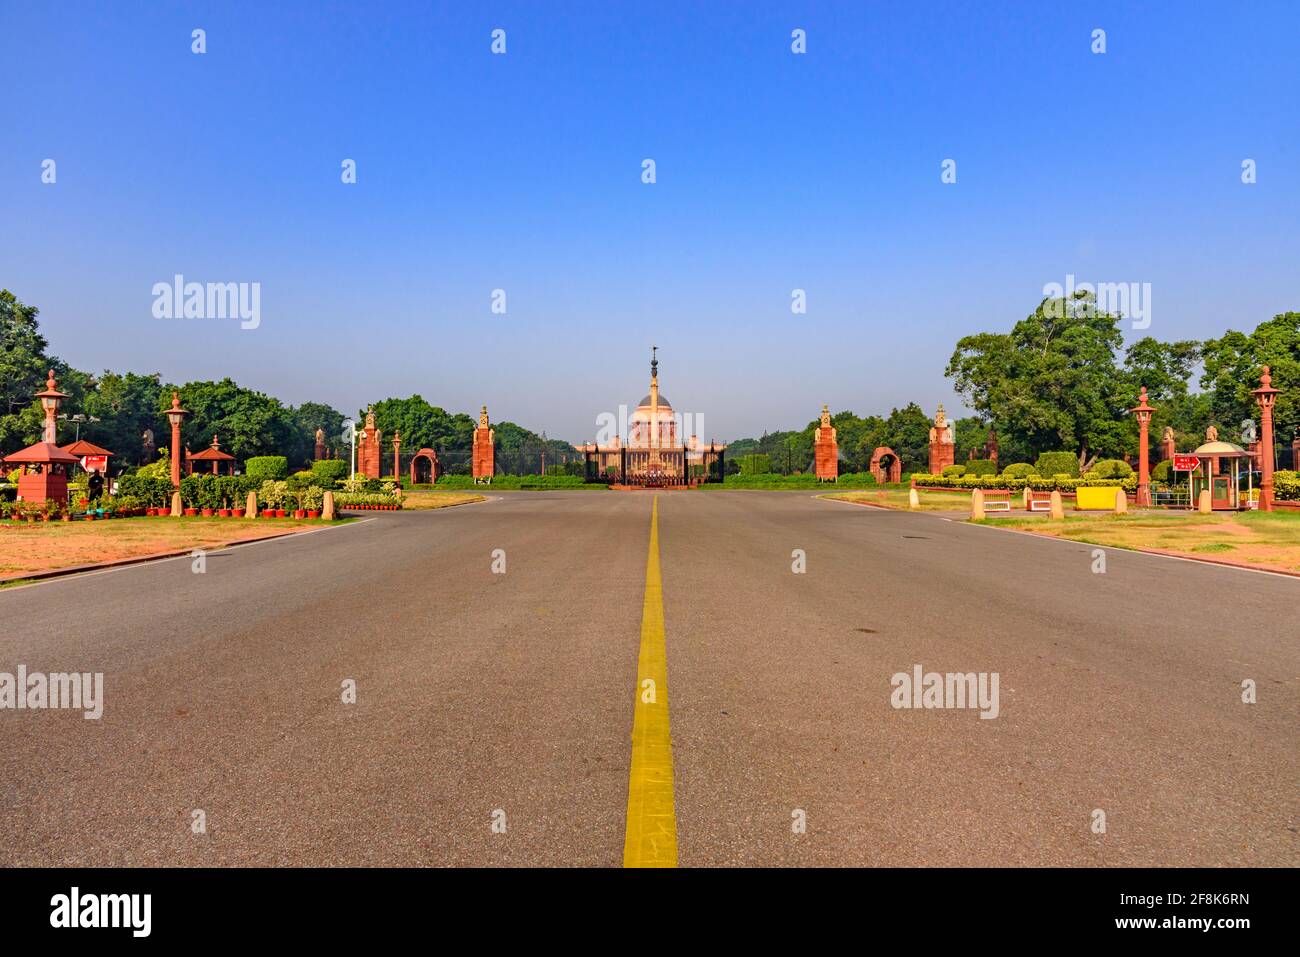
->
[650,344,658,379]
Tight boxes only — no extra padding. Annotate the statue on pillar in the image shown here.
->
[314,427,326,462]
[814,404,838,481]
[473,405,495,484]
[928,404,956,475]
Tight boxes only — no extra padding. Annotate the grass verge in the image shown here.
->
[0,515,350,579]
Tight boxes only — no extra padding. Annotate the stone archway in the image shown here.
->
[409,448,440,485]
[870,446,901,484]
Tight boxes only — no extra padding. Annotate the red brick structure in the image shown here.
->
[1161,426,1177,464]
[392,431,401,481]
[3,371,77,504]
[472,405,495,484]
[813,404,838,481]
[409,448,440,484]
[869,446,901,484]
[357,407,382,479]
[314,427,326,462]
[927,404,955,475]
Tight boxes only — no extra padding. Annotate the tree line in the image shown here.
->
[729,294,1297,474]
[0,290,563,471]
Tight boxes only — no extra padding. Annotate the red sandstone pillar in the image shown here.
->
[165,392,189,489]
[1130,387,1155,507]
[1253,367,1280,511]
[392,431,401,481]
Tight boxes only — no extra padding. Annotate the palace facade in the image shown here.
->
[577,349,725,486]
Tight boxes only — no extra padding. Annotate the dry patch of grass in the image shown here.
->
[399,491,485,510]
[979,510,1300,573]
[0,516,341,578]
[824,488,974,512]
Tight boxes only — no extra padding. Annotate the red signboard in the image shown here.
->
[80,455,108,473]
[1172,454,1200,471]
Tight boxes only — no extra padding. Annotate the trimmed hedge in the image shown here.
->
[942,465,967,477]
[912,473,1135,493]
[1000,463,1038,479]
[245,456,288,482]
[434,474,596,490]
[719,472,878,489]
[115,475,174,508]
[1034,451,1079,479]
[311,459,348,484]
[1086,458,1134,480]
[964,460,998,477]
[1152,459,1172,483]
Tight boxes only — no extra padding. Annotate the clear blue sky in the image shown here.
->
[3,1,1297,443]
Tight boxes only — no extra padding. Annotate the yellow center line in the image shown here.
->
[623,495,678,867]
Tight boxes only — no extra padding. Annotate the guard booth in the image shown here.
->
[1187,441,1255,510]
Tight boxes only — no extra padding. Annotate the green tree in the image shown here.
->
[81,371,165,465]
[947,293,1133,470]
[0,290,65,452]
[289,401,346,464]
[368,396,475,451]
[164,378,299,462]
[1201,312,1299,448]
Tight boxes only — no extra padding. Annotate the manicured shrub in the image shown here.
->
[942,465,967,477]
[1274,470,1299,500]
[1035,451,1079,479]
[115,475,174,508]
[311,459,348,485]
[964,460,997,477]
[1151,459,1172,483]
[737,454,772,475]
[1000,463,1038,479]
[1086,458,1134,480]
[245,456,289,482]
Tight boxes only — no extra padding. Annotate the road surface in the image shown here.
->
[1,492,1295,866]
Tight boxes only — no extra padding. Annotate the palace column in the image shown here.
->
[814,404,838,481]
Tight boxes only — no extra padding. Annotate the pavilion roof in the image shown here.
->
[190,446,235,461]
[3,441,80,465]
[60,439,114,457]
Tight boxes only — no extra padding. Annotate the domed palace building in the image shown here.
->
[578,348,726,486]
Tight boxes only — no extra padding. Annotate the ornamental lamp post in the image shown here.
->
[392,431,401,481]
[1129,386,1156,507]
[36,370,69,444]
[164,392,190,489]
[1252,366,1280,511]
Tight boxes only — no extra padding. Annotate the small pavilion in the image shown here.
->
[60,439,115,475]
[187,435,237,476]
[4,442,80,503]
[2,370,79,503]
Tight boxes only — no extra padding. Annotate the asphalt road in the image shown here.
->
[1,492,1295,866]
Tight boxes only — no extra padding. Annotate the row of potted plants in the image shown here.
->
[332,491,402,510]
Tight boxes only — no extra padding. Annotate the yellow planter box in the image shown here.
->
[1075,486,1120,510]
